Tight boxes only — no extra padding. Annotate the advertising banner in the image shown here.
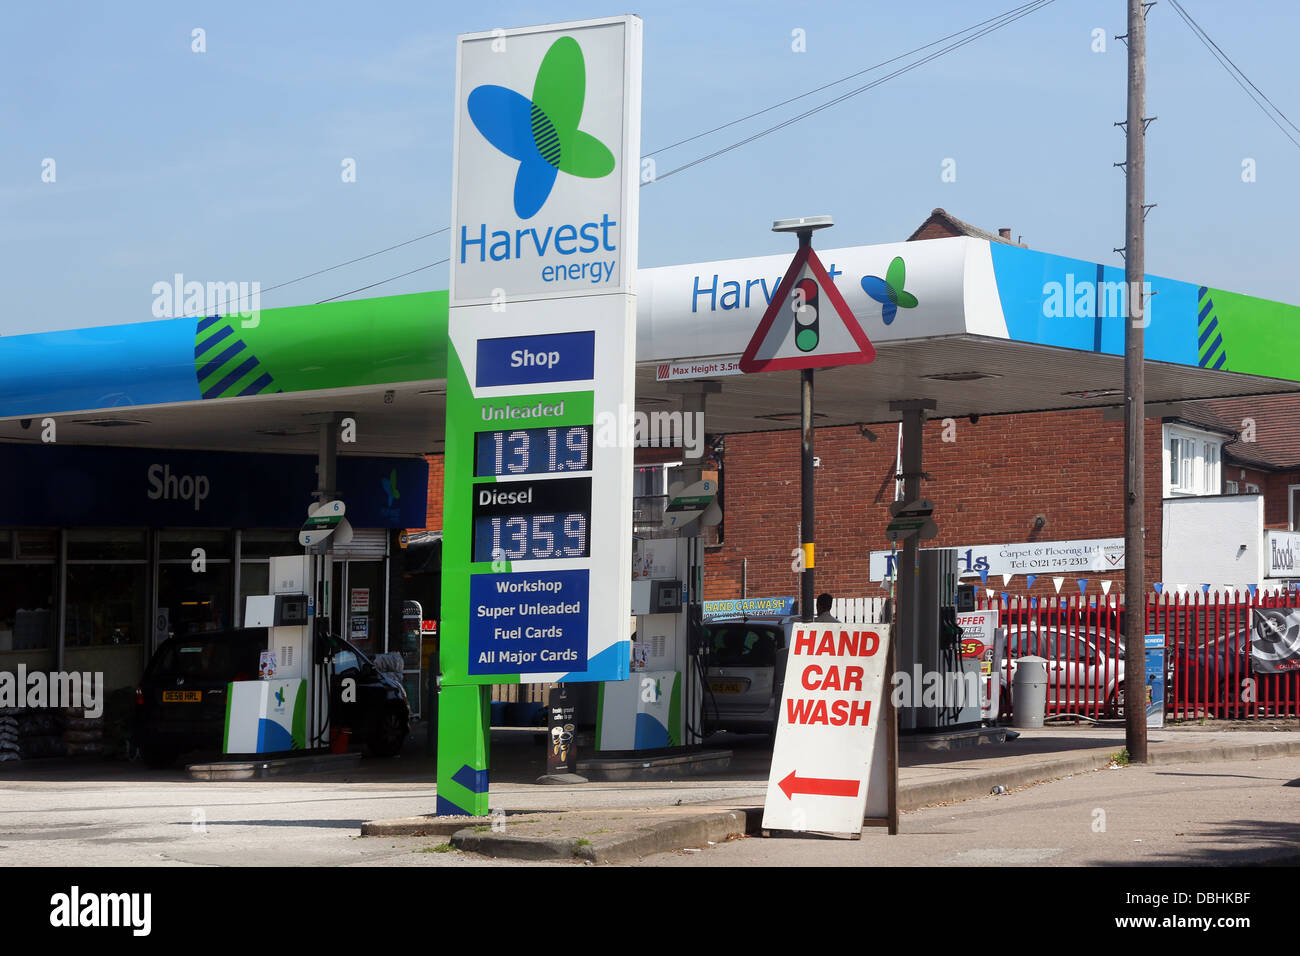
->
[955,609,1002,720]
[1265,530,1300,578]
[546,685,578,774]
[702,596,797,619]
[870,538,1125,581]
[1144,635,1165,729]
[1250,608,1300,673]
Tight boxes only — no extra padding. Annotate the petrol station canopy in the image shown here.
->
[3,234,1299,454]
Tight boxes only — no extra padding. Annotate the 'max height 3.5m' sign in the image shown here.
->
[443,16,642,687]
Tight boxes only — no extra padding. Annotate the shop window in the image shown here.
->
[159,529,231,562]
[65,566,147,649]
[235,530,296,627]
[67,529,147,561]
[237,562,270,627]
[0,530,57,673]
[238,529,299,558]
[65,531,149,695]
[158,564,232,638]
[15,530,56,560]
[157,531,233,639]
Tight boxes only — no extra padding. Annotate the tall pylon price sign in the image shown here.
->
[440,16,642,815]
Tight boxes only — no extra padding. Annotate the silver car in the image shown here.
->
[1002,625,1127,717]
[700,617,788,737]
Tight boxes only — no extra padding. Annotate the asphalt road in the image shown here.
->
[0,757,764,867]
[642,754,1300,867]
[1,742,1297,868]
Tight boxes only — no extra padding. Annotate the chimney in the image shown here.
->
[998,228,1012,241]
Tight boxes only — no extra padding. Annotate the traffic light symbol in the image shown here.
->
[793,277,819,352]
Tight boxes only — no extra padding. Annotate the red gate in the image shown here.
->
[973,588,1300,720]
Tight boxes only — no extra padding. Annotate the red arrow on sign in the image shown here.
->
[778,770,861,800]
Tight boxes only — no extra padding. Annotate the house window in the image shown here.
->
[1163,425,1223,497]
[1245,483,1261,494]
[1225,479,1239,494]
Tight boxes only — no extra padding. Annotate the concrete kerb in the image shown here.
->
[448,809,753,863]
[359,735,1300,861]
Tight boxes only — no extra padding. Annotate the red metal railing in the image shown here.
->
[975,588,1300,721]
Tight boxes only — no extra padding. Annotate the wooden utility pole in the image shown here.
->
[1123,0,1149,763]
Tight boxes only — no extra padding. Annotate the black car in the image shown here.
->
[1174,628,1295,717]
[134,627,410,767]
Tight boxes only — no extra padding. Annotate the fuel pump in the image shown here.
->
[897,548,982,733]
[224,514,342,755]
[597,477,717,752]
[600,535,692,750]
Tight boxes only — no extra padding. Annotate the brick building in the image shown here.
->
[419,209,1300,605]
[700,210,1300,601]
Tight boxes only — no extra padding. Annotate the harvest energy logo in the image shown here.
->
[380,468,402,524]
[861,256,918,325]
[468,36,615,219]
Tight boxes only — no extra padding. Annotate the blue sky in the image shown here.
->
[3,0,1298,334]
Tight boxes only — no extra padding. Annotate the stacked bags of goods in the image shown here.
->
[17,709,65,758]
[0,708,18,762]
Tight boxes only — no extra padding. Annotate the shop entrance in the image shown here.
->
[329,534,389,657]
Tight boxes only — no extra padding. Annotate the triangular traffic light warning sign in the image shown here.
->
[739,246,876,373]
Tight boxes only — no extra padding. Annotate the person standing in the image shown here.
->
[814,592,839,623]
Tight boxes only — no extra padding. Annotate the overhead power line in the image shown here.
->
[644,0,1050,158]
[177,228,448,319]
[646,0,1055,184]
[315,258,449,304]
[1168,0,1300,150]
[297,1,1058,303]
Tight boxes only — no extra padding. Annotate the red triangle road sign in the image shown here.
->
[738,245,876,373]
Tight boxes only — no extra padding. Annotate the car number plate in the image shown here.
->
[709,681,745,694]
[162,690,202,702]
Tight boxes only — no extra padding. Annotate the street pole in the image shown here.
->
[1123,0,1149,763]
[797,229,815,624]
[801,368,815,623]
[770,215,833,622]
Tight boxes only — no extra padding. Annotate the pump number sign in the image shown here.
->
[763,624,891,835]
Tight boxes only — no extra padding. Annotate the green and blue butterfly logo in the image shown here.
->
[861,257,919,325]
[467,36,615,219]
[382,468,400,509]
[380,469,401,523]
